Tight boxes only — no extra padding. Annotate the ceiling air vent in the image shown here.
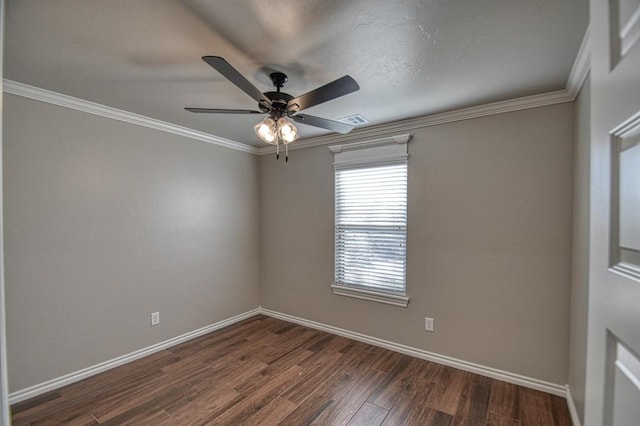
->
[338,114,369,126]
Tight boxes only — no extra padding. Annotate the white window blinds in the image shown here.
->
[335,163,408,293]
[330,134,410,306]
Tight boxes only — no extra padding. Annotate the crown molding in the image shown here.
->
[5,25,591,157]
[258,89,573,155]
[566,26,591,99]
[2,80,259,155]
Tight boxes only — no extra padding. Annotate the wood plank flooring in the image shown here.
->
[11,315,572,425]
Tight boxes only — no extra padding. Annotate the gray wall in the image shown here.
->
[4,93,577,392]
[3,94,261,392]
[260,103,574,384]
[568,76,590,423]
[0,3,11,420]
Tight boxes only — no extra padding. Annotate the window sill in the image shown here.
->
[331,284,410,307]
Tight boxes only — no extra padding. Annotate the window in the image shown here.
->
[330,135,410,307]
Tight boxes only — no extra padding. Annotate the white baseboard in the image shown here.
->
[10,306,570,406]
[565,385,582,426]
[8,308,261,404]
[258,308,567,397]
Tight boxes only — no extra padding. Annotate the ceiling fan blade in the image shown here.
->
[287,76,359,113]
[202,56,271,106]
[290,114,355,134]
[185,107,263,114]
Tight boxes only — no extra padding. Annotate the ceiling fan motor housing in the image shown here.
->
[258,72,298,118]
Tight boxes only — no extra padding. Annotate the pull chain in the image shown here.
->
[285,142,289,163]
[276,141,280,160]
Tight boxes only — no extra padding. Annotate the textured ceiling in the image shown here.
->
[5,0,588,147]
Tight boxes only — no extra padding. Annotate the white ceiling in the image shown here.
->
[5,0,588,147]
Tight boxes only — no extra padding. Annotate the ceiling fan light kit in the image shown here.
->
[186,56,360,161]
[254,117,277,143]
[276,117,299,143]
[252,113,299,145]
[252,116,300,161]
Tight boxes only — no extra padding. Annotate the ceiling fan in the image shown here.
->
[185,56,360,161]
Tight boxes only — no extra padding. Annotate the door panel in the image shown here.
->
[611,117,640,279]
[610,0,640,65]
[606,338,640,425]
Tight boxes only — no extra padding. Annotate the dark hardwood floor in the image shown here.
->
[11,315,572,425]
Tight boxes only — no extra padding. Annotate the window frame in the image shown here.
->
[330,134,411,307]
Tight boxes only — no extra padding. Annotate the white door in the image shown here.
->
[585,0,640,424]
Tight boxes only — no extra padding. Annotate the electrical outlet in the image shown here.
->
[151,312,160,326]
[424,317,434,332]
